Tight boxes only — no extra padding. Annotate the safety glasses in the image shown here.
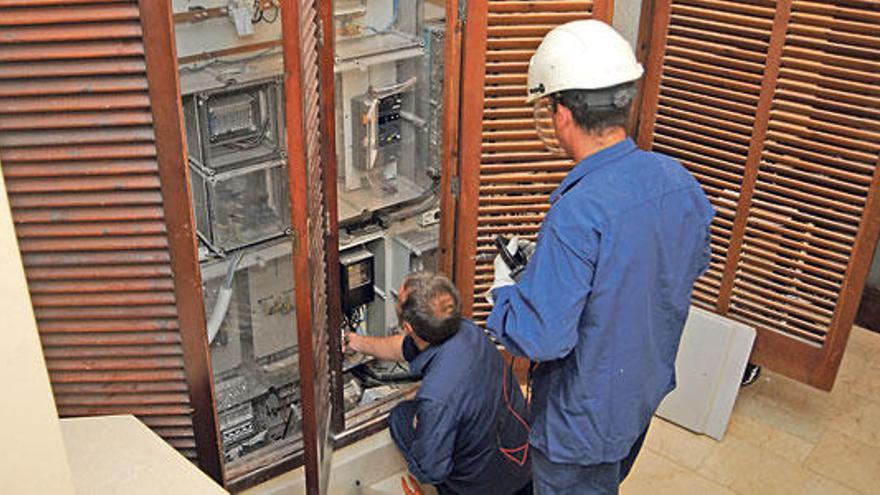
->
[532,95,566,155]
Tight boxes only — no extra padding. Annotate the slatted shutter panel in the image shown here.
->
[454,0,613,322]
[638,0,778,312]
[637,0,880,389]
[0,0,222,478]
[282,0,335,492]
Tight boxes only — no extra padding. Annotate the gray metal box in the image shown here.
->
[183,77,284,172]
[349,91,403,192]
[190,159,290,253]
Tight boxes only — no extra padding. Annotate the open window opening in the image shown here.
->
[172,0,302,483]
[330,0,449,432]
[171,0,453,484]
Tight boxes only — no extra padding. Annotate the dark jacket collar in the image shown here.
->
[409,342,441,376]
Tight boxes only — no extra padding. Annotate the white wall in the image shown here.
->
[867,242,880,288]
[0,167,75,494]
[424,0,445,21]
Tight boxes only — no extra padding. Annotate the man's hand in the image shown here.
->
[492,236,519,287]
[342,332,406,361]
[486,236,535,304]
[517,238,536,263]
[343,332,363,354]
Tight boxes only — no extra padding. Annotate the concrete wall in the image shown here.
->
[613,0,644,49]
[0,168,75,494]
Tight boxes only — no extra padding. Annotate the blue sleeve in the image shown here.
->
[400,400,455,485]
[486,223,596,361]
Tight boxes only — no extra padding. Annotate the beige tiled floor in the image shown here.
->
[621,326,880,495]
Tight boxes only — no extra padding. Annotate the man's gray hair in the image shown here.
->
[400,271,462,345]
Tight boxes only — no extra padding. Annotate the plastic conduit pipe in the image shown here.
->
[206,250,245,344]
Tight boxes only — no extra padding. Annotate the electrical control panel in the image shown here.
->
[183,76,289,253]
[340,248,376,313]
[333,0,437,224]
[173,0,447,467]
[183,78,285,171]
[200,238,300,462]
[350,92,404,193]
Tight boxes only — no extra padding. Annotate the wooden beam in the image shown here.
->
[137,0,223,483]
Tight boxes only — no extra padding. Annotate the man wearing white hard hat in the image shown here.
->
[486,20,714,494]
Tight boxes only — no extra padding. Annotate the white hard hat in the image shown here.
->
[526,20,644,103]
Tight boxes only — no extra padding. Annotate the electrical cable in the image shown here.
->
[252,0,279,24]
[499,356,532,467]
[281,402,298,438]
[261,2,278,23]
[355,359,417,384]
[343,305,366,333]
[376,174,441,226]
[251,0,263,23]
[369,76,418,100]
[179,47,282,74]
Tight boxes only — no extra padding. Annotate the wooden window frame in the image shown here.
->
[634,0,880,390]
[449,0,615,320]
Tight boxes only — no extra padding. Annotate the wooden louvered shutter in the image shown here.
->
[637,0,880,389]
[0,0,222,479]
[453,0,614,322]
[282,0,337,492]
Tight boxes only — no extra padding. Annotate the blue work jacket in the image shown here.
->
[397,320,530,493]
[487,138,714,465]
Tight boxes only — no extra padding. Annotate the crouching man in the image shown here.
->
[346,272,531,495]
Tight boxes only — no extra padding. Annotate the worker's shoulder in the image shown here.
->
[566,148,698,200]
[446,319,497,359]
[641,148,702,186]
[551,148,703,226]
[599,146,694,185]
[458,318,488,337]
[418,321,498,398]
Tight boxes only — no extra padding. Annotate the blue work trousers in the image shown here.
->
[532,425,648,495]
[390,400,532,495]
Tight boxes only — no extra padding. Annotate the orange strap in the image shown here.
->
[401,474,423,495]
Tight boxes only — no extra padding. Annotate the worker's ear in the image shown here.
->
[401,320,414,336]
[552,103,577,157]
[553,102,574,132]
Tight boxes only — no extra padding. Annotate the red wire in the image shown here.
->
[500,357,531,466]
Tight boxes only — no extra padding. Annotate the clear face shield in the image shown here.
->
[532,95,566,156]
